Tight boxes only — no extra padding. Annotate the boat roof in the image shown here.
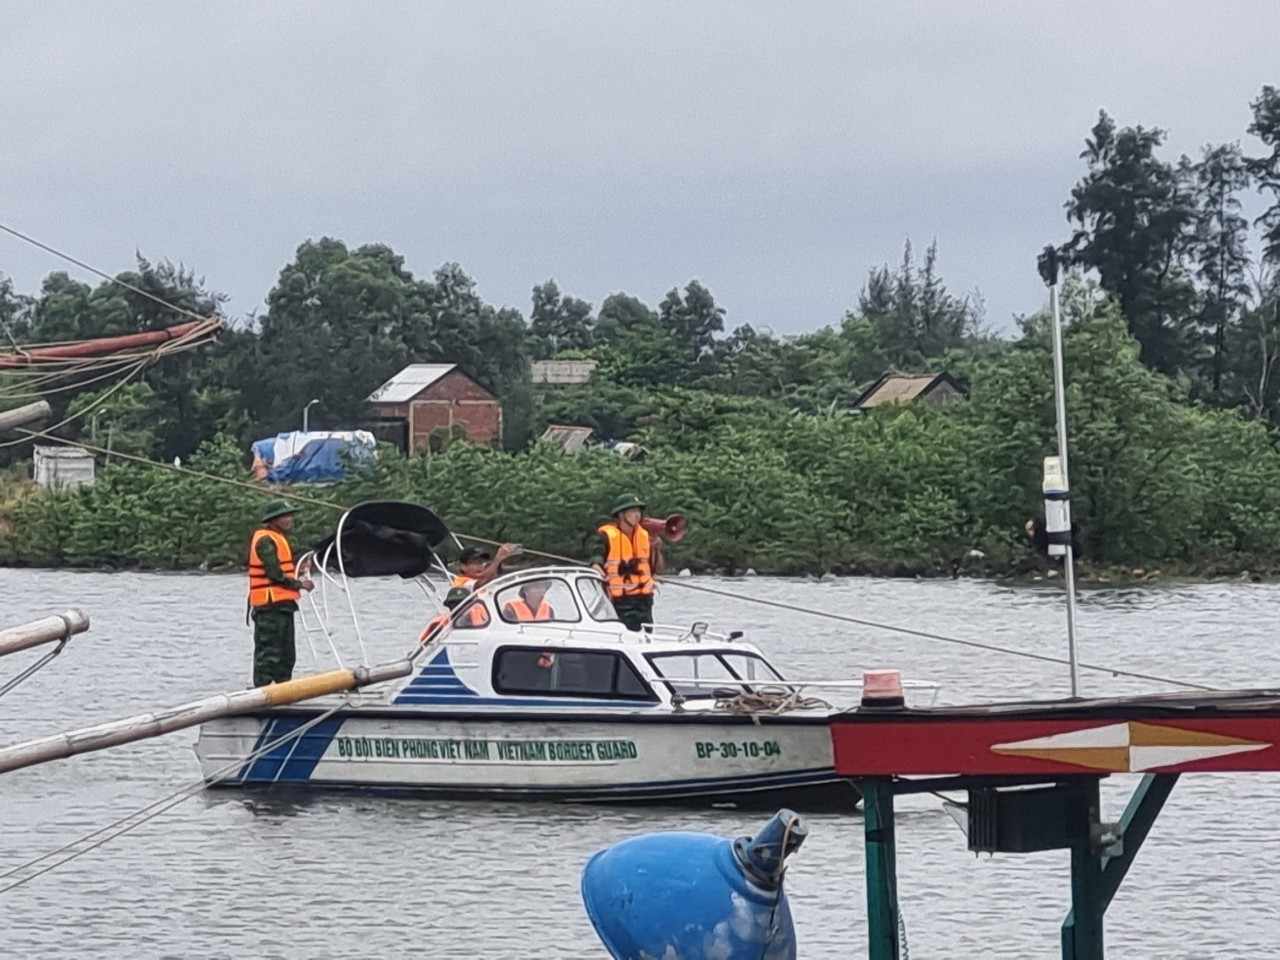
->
[445,565,754,652]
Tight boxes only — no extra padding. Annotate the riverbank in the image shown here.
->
[3,445,1278,583]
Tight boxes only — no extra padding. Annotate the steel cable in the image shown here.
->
[0,700,347,895]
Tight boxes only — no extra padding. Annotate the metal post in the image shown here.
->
[1062,773,1178,958]
[1061,779,1104,960]
[303,398,320,433]
[862,778,900,960]
[1041,247,1081,697]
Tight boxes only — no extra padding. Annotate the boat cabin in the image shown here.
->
[396,566,791,712]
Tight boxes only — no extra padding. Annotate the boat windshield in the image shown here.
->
[495,578,580,623]
[645,651,784,700]
[576,577,620,622]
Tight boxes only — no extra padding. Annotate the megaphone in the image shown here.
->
[640,514,688,543]
[581,809,806,960]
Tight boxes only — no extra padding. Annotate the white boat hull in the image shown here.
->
[195,708,858,811]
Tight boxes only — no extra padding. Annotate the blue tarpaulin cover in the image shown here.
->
[250,431,376,484]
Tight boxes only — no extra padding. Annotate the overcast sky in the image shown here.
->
[2,1,1277,336]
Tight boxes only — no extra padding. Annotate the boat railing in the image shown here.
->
[296,539,453,673]
[656,677,943,707]
[513,621,737,645]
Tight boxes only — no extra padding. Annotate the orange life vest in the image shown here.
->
[419,576,487,644]
[248,528,301,608]
[598,522,654,599]
[451,575,488,626]
[502,598,554,622]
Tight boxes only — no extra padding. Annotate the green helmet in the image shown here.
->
[608,493,646,516]
[260,499,301,524]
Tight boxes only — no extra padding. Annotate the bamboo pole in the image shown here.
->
[0,320,210,368]
[0,609,90,659]
[0,660,413,775]
[0,399,52,432]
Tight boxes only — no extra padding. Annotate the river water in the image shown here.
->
[1,569,1277,958]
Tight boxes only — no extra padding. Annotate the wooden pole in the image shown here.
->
[0,320,211,368]
[0,659,412,775]
[0,609,90,659]
[0,399,52,433]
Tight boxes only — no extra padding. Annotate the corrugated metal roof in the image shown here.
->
[855,373,964,408]
[540,424,594,453]
[859,375,938,407]
[367,364,457,403]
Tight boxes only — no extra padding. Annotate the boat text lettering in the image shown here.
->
[333,735,638,763]
[695,740,782,760]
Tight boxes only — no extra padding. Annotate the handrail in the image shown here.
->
[650,677,942,690]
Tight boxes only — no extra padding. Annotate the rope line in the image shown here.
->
[0,701,346,895]
[0,358,150,449]
[0,222,217,325]
[662,579,1213,691]
[0,639,68,700]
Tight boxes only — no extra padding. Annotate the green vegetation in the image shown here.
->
[4,87,1280,576]
[6,298,1280,577]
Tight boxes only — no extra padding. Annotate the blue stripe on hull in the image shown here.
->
[241,716,345,783]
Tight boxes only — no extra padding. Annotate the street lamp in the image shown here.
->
[302,398,320,433]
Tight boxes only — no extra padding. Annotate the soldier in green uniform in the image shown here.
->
[247,500,314,686]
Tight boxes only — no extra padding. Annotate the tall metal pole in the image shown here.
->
[1040,246,1081,697]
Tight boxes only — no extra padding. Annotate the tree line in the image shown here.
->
[1,87,1278,461]
[3,85,1280,575]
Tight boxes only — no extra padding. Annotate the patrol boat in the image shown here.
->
[194,502,938,810]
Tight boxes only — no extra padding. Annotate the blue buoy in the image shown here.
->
[580,809,807,960]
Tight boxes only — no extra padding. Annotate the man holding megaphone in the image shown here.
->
[591,493,670,632]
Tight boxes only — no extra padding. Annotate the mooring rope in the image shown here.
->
[0,700,347,896]
[660,579,1215,691]
[0,221,221,326]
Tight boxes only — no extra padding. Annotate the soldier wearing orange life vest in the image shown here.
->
[247,500,314,686]
[420,542,521,643]
[501,580,555,622]
[591,493,664,632]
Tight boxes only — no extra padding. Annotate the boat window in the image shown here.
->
[496,578,580,624]
[645,652,739,700]
[493,647,655,700]
[718,653,783,684]
[451,598,491,630]
[576,577,620,621]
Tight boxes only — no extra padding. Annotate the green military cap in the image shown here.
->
[260,499,301,523]
[608,493,646,516]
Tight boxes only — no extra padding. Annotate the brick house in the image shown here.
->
[367,364,502,453]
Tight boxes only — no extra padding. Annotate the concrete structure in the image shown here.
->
[367,364,502,454]
[531,359,598,385]
[853,372,966,410]
[32,445,95,489]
